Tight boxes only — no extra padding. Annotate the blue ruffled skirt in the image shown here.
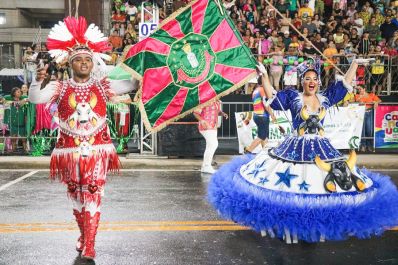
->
[208,154,398,242]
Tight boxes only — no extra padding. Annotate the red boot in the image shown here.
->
[81,211,100,260]
[73,209,85,252]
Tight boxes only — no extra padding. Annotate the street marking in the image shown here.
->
[0,169,397,172]
[0,171,39,191]
[0,221,396,234]
[0,220,248,233]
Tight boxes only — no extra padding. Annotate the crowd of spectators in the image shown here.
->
[106,0,398,94]
[222,0,398,94]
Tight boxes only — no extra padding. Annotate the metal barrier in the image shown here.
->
[218,101,398,152]
[0,101,140,155]
[219,102,252,139]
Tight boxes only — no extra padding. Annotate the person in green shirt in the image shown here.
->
[3,87,29,153]
[288,0,300,18]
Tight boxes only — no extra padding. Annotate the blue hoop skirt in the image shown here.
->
[208,136,398,242]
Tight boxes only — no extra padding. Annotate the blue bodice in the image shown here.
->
[267,80,349,130]
[266,79,350,163]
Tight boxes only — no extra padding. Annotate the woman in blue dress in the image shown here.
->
[208,59,398,243]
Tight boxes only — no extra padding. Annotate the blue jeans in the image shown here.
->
[361,110,374,149]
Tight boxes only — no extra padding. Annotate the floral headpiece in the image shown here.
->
[297,58,322,86]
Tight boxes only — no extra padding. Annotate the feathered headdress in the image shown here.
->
[47,16,111,65]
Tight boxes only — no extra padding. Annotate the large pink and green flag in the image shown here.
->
[122,0,257,132]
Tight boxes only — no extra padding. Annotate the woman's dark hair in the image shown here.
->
[11,87,21,97]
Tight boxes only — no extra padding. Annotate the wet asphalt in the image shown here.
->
[0,169,397,265]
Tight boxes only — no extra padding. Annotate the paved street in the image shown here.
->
[0,168,397,265]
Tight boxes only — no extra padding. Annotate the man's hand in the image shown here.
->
[36,64,49,82]
[200,120,210,129]
[271,113,277,123]
[256,62,267,75]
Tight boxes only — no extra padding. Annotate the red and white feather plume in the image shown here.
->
[47,16,112,64]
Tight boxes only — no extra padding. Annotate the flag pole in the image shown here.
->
[214,0,224,15]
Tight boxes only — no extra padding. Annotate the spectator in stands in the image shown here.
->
[388,30,398,49]
[315,0,325,16]
[366,17,382,44]
[125,1,138,23]
[358,31,371,54]
[370,45,386,94]
[276,0,290,16]
[332,2,344,22]
[112,9,126,23]
[292,12,303,29]
[125,23,137,41]
[298,1,313,19]
[324,0,334,18]
[258,32,272,55]
[282,31,292,50]
[358,6,371,28]
[248,36,258,53]
[364,1,374,15]
[312,13,324,32]
[353,12,365,36]
[355,85,381,152]
[109,29,123,49]
[3,87,29,153]
[333,26,345,50]
[111,22,121,35]
[326,15,338,34]
[375,8,385,26]
[22,46,38,84]
[283,45,299,87]
[279,15,291,34]
[21,84,29,97]
[392,12,398,27]
[288,0,300,19]
[303,40,317,58]
[243,29,252,44]
[269,29,279,46]
[301,16,317,35]
[380,15,398,41]
[350,27,361,48]
[269,45,284,90]
[346,2,357,22]
[256,18,267,34]
[323,41,338,85]
[312,32,325,51]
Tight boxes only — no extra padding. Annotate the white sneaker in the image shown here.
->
[201,165,216,174]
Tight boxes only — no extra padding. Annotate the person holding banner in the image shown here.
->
[355,85,381,152]
[208,58,398,244]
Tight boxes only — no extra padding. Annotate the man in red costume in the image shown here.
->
[29,17,135,260]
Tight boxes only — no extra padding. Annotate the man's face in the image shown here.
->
[71,54,94,79]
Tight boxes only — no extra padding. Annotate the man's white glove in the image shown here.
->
[353,58,375,65]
